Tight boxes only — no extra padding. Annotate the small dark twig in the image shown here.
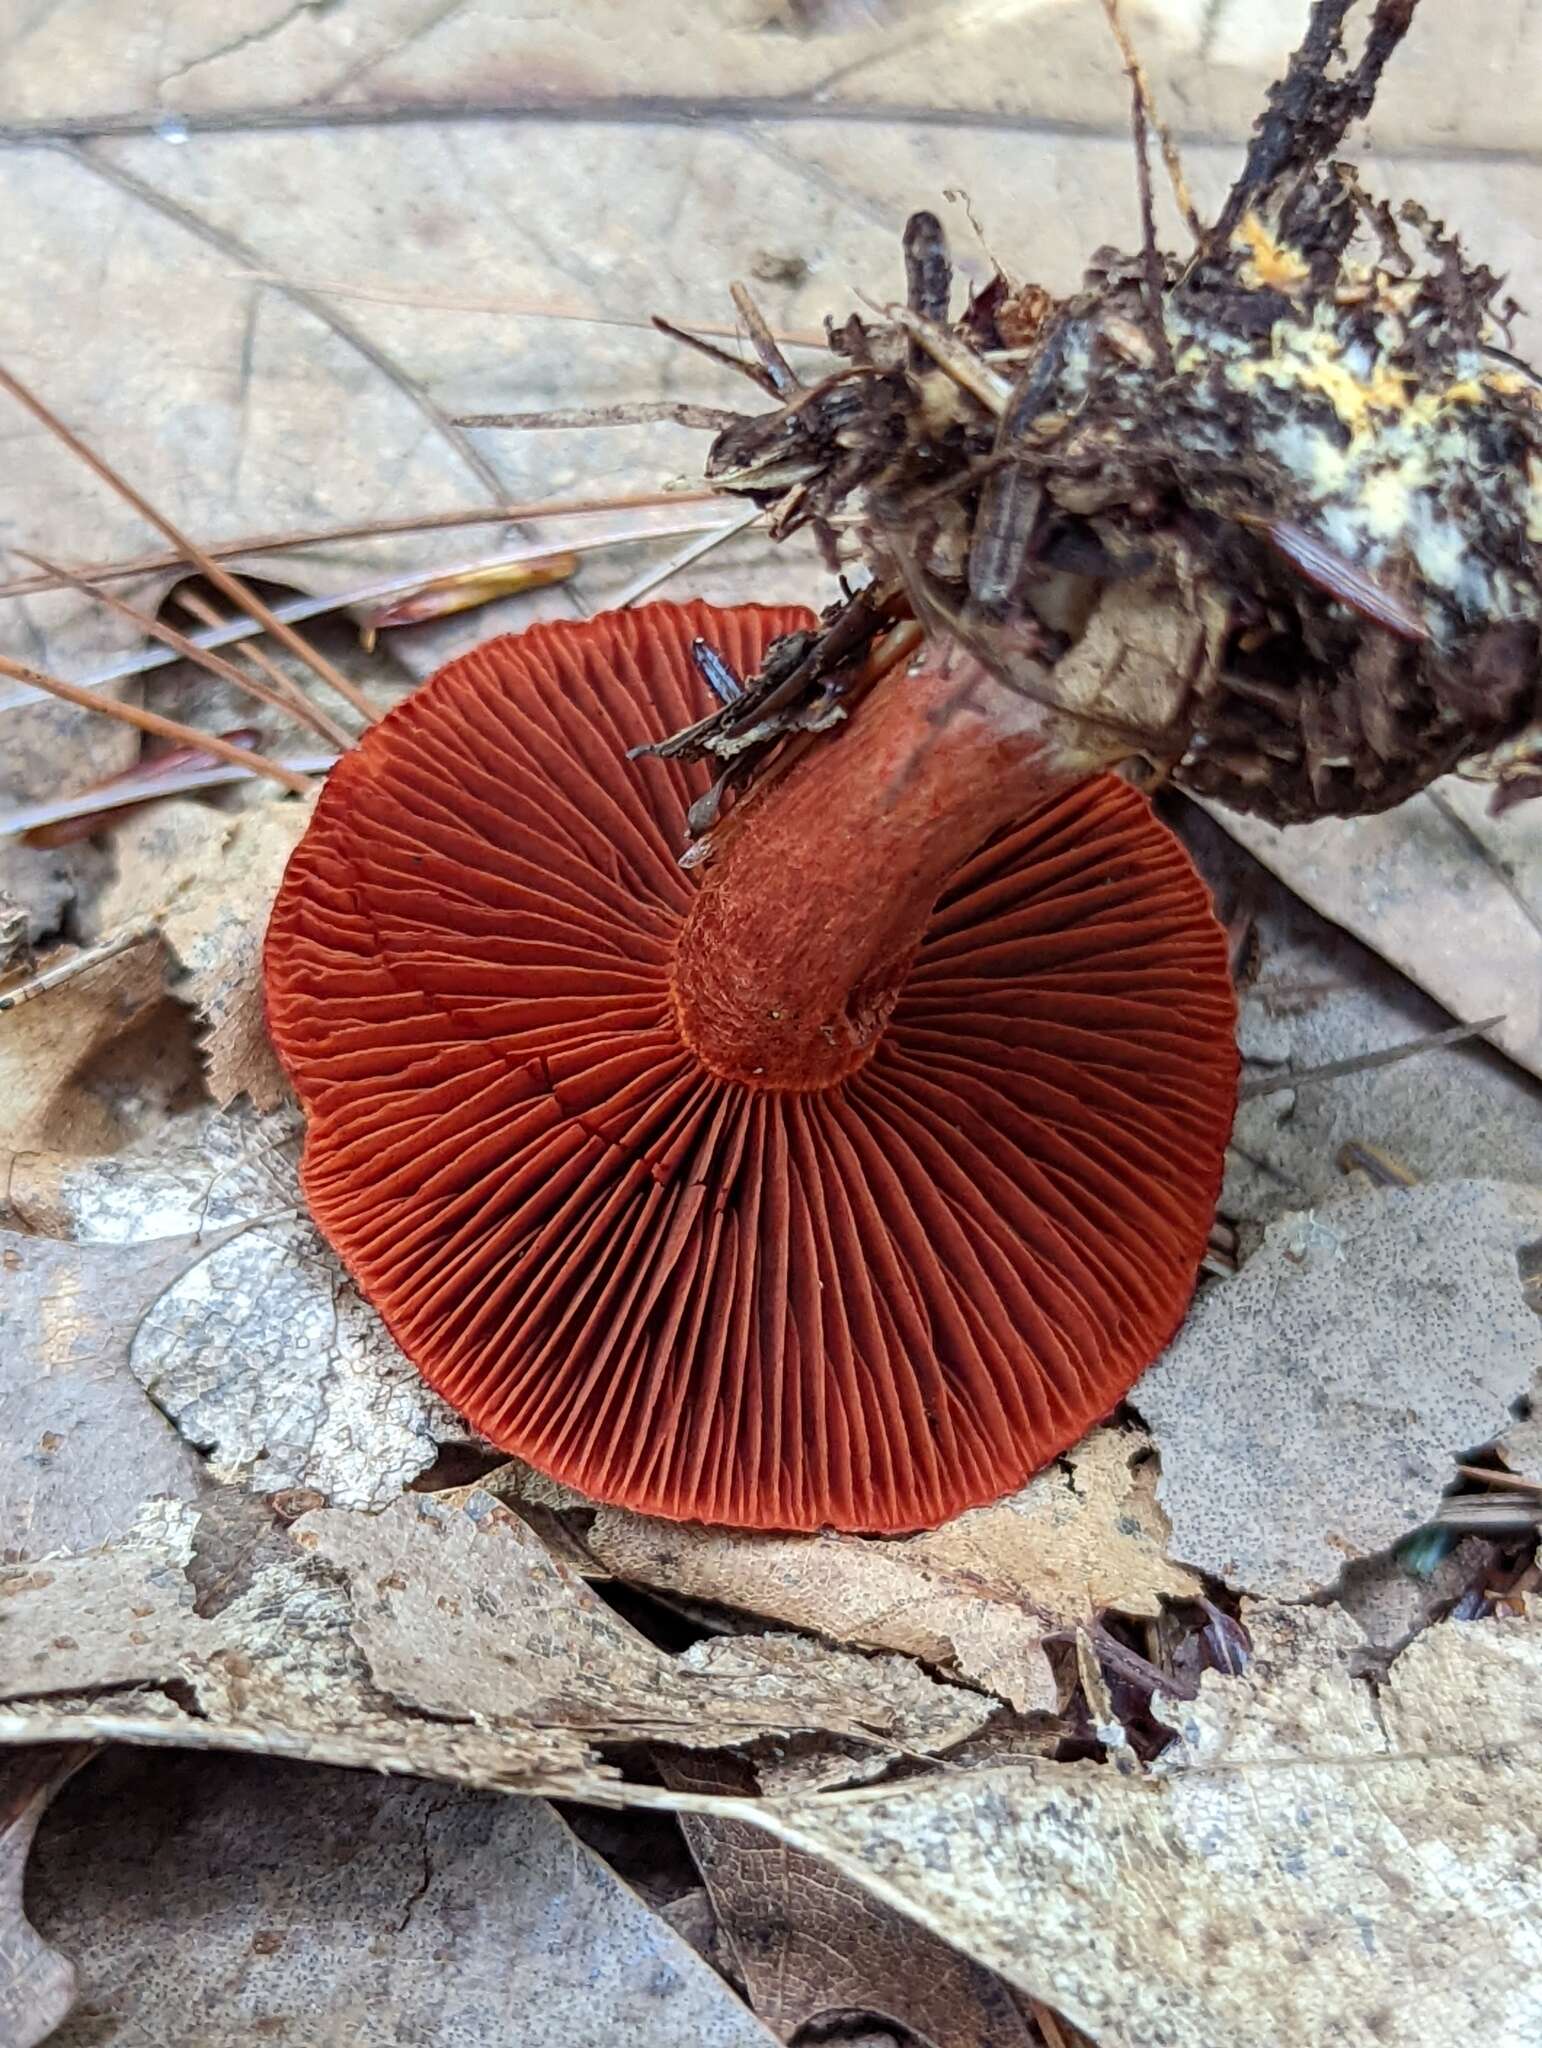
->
[902,210,952,379]
[729,281,801,399]
[651,314,781,398]
[456,401,746,432]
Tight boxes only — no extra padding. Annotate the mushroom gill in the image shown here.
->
[264,599,1237,1533]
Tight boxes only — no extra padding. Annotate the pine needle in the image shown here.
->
[0,360,378,723]
[16,549,351,750]
[172,586,356,750]
[0,489,725,600]
[231,271,828,349]
[1239,1016,1505,1099]
[0,652,310,795]
[610,503,765,611]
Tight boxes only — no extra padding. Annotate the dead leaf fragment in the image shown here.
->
[0,1496,603,1791]
[745,1605,1542,2048]
[1138,1180,1542,1598]
[589,1427,1198,1712]
[27,1751,781,2048]
[0,1227,208,1563]
[0,1747,92,2048]
[93,795,314,1111]
[0,940,169,1154]
[1178,802,1542,1229]
[0,1485,985,1794]
[7,1519,1542,2048]
[4,1110,463,1511]
[304,1490,991,1754]
[664,1749,1035,2048]
[1210,783,1542,1080]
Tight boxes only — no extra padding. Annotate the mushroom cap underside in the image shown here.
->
[264,600,1238,1533]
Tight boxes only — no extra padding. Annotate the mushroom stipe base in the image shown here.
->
[264,600,1238,1534]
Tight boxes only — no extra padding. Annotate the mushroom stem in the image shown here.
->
[671,646,1082,1090]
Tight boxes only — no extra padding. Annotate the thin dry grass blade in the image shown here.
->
[0,651,309,795]
[0,359,378,722]
[2,753,336,839]
[0,488,725,600]
[233,271,828,348]
[1098,0,1203,240]
[1239,1016,1506,1098]
[1,520,735,713]
[610,504,764,611]
[729,281,800,397]
[650,315,778,395]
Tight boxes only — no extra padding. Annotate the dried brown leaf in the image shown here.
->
[7,1526,1542,2048]
[3,1118,459,1512]
[4,1,1535,157]
[0,940,170,1154]
[0,1226,210,1563]
[91,795,313,1110]
[0,1487,986,1780]
[0,1747,92,2048]
[588,1427,1199,1712]
[663,1749,1034,2048]
[1176,804,1542,1229]
[303,1489,991,1754]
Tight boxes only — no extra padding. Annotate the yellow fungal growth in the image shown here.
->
[1234,322,1408,436]
[1232,213,1312,295]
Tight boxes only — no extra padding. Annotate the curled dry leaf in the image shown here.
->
[0,1487,986,1782]
[0,937,170,1155]
[91,794,315,1111]
[746,1603,1542,2048]
[662,1749,1035,2048]
[0,1747,92,2048]
[588,1427,1198,1713]
[5,1111,462,1511]
[28,1751,780,2048]
[1137,1180,1542,1600]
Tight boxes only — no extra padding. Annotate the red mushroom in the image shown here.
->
[264,599,1236,1533]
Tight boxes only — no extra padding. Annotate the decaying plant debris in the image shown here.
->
[1,2,1541,2045]
[633,0,1542,846]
